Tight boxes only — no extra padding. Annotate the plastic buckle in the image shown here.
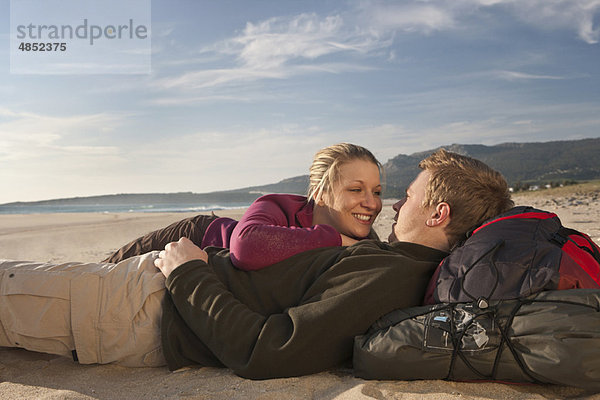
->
[476,297,489,309]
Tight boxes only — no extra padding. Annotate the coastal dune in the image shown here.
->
[1,186,599,399]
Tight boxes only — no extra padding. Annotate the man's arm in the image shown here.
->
[162,242,440,379]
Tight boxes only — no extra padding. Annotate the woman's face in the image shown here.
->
[320,159,383,239]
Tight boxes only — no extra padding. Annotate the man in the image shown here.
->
[0,150,513,379]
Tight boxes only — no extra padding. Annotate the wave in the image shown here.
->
[0,202,251,215]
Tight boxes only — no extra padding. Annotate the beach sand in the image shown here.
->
[1,187,599,399]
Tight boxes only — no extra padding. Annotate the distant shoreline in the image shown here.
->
[2,181,598,215]
[0,202,252,215]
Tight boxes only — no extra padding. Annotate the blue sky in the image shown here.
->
[1,0,599,203]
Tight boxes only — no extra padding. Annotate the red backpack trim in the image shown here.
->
[473,212,557,235]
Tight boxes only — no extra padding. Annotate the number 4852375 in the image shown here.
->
[18,42,67,51]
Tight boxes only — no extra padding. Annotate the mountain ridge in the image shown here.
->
[3,138,599,206]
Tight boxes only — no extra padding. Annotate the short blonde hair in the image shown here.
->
[419,149,514,247]
[308,143,382,204]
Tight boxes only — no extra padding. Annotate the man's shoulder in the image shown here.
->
[347,239,448,260]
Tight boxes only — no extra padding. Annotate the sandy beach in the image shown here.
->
[1,186,599,400]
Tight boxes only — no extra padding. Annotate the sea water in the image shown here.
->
[0,202,251,215]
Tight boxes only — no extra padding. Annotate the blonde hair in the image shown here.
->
[307,143,382,204]
[419,149,514,247]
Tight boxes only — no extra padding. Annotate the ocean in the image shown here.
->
[0,202,251,215]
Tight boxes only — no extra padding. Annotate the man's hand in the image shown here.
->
[154,237,208,278]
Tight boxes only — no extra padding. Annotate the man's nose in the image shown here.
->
[392,198,406,212]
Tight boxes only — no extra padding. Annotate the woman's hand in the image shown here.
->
[340,233,359,246]
[154,237,208,278]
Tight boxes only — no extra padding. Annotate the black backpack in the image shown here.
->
[354,289,600,390]
[424,206,600,305]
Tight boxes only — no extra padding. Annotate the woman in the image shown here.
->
[105,143,383,270]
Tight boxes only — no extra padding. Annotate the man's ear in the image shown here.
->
[426,202,450,227]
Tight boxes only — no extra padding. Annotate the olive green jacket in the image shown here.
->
[161,240,447,379]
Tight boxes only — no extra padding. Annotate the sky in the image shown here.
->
[1,0,600,204]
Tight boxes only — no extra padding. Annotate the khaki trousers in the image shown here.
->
[0,252,166,367]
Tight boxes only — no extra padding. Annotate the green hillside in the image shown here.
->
[383,138,600,197]
[2,138,599,206]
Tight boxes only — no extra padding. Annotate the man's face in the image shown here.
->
[388,170,432,243]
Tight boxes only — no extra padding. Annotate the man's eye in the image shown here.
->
[374,191,382,196]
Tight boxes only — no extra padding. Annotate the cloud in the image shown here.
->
[153,12,389,91]
[492,70,566,81]
[0,109,142,202]
[358,2,456,34]
[398,102,600,152]
[501,0,600,44]
[153,0,599,95]
[155,67,287,90]
[153,63,375,95]
[455,0,600,44]
[215,13,388,67]
[233,14,352,69]
[363,0,600,44]
[0,108,121,161]
[122,125,327,194]
[116,123,416,194]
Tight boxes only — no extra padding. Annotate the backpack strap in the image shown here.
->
[444,301,543,384]
[489,300,539,383]
[460,240,504,302]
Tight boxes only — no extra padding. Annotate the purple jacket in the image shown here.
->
[201,194,342,270]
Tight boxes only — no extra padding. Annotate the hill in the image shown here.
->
[252,137,600,198]
[383,137,600,197]
[1,137,599,207]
